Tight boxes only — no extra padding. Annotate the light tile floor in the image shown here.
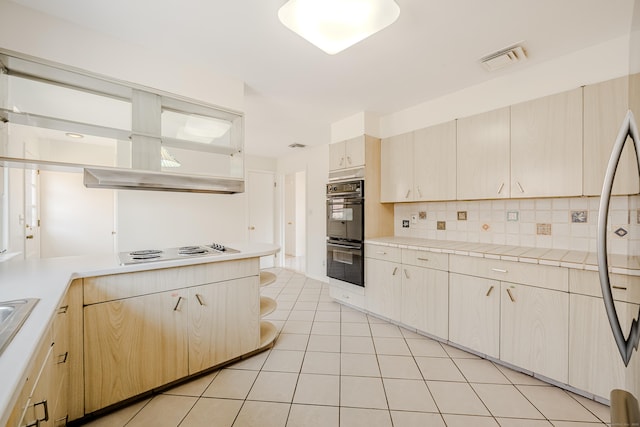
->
[84,268,611,427]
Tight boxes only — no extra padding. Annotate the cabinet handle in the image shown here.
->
[516,181,525,193]
[392,267,398,276]
[497,182,505,194]
[339,157,344,166]
[417,186,423,198]
[417,257,429,262]
[342,294,350,300]
[491,268,508,273]
[506,288,516,302]
[404,269,410,279]
[173,296,184,311]
[57,305,68,314]
[486,285,494,296]
[56,351,68,364]
[376,251,387,255]
[613,286,628,291]
[405,189,411,199]
[195,293,205,306]
[34,399,49,422]
[25,420,38,427]
[347,156,352,164]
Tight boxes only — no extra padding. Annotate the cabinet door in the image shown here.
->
[401,265,448,338]
[381,133,414,202]
[569,294,640,400]
[448,273,500,358]
[457,107,510,200]
[500,283,568,383]
[365,259,401,320]
[83,290,189,413]
[345,136,365,169]
[188,276,260,373]
[413,121,456,201]
[329,141,346,171]
[583,75,639,196]
[511,88,583,198]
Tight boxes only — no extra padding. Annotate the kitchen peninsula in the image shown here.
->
[0,241,279,426]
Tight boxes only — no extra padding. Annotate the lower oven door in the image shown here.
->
[326,241,364,287]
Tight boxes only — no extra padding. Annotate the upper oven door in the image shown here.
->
[326,197,363,241]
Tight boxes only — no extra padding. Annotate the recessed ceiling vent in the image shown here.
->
[480,44,527,72]
[288,143,306,148]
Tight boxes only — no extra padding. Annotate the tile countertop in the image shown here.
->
[365,237,640,276]
[0,241,280,426]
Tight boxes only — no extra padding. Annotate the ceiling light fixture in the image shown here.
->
[278,0,400,55]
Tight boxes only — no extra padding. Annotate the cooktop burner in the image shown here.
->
[118,243,239,265]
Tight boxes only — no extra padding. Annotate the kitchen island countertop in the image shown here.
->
[0,241,279,426]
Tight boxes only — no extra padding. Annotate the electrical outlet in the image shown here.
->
[411,214,418,224]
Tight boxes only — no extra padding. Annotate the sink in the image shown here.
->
[0,298,39,356]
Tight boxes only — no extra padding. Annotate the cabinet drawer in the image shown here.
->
[329,282,365,309]
[84,258,259,304]
[365,244,401,263]
[402,249,448,271]
[450,254,568,292]
[570,269,640,304]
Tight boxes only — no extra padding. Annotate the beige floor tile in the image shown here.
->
[293,373,340,406]
[550,422,607,427]
[416,357,466,381]
[301,351,340,375]
[262,349,305,372]
[286,404,339,427]
[126,395,197,427]
[495,418,553,426]
[390,411,446,427]
[276,294,297,302]
[340,407,392,427]
[341,353,381,377]
[427,381,490,416]
[454,358,511,384]
[383,378,438,412]
[377,355,423,379]
[282,320,313,334]
[311,321,341,335]
[399,328,424,339]
[317,301,342,311]
[341,376,388,409]
[441,343,481,359]
[306,334,341,352]
[373,337,411,355]
[233,400,290,427]
[247,371,298,403]
[263,309,291,321]
[341,322,372,337]
[495,364,550,386]
[370,323,404,337]
[287,310,315,321]
[342,311,368,323]
[472,383,543,419]
[179,398,242,427]
[82,398,150,427]
[314,311,341,322]
[297,293,320,302]
[163,371,218,397]
[202,369,258,399]
[273,333,309,351]
[442,414,500,426]
[228,349,270,371]
[341,336,376,354]
[406,338,449,357]
[517,386,600,422]
[294,302,316,311]
[569,393,611,423]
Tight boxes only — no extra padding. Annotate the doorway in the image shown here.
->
[284,171,306,273]
[248,170,276,268]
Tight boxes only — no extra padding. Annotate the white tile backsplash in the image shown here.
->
[393,195,640,256]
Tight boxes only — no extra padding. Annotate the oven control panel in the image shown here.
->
[326,180,363,196]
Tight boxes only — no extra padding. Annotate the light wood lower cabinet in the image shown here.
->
[400,265,448,338]
[364,258,401,320]
[448,273,500,358]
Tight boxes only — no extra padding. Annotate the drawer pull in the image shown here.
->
[347,156,352,164]
[506,288,516,302]
[612,286,628,291]
[392,267,398,276]
[173,296,184,311]
[195,294,205,306]
[342,294,350,299]
[497,182,505,194]
[491,268,508,273]
[376,251,387,255]
[57,305,68,315]
[404,269,410,279]
[417,257,430,262]
[34,399,49,422]
[486,286,494,297]
[57,351,68,364]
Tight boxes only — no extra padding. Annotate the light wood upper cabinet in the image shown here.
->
[584,75,640,196]
[381,132,414,202]
[329,136,365,171]
[413,121,456,201]
[510,88,583,198]
[457,107,510,200]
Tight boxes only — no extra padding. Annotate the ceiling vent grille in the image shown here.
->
[480,44,527,72]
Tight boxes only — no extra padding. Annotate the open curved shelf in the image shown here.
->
[260,296,277,317]
[260,271,277,288]
[259,320,278,349]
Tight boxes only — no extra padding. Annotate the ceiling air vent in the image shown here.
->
[480,44,527,72]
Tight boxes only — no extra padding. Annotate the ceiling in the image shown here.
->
[8,0,636,158]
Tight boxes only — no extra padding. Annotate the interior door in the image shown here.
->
[23,168,40,259]
[284,173,296,256]
[247,170,275,268]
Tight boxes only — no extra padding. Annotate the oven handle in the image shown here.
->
[327,198,363,205]
[327,241,362,250]
[326,192,363,198]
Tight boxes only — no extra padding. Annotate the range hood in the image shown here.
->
[84,167,244,194]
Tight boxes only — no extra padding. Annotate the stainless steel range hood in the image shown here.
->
[84,167,244,194]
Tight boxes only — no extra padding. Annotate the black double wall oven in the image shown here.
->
[326,180,364,287]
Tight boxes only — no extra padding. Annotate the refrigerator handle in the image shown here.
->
[597,109,640,367]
